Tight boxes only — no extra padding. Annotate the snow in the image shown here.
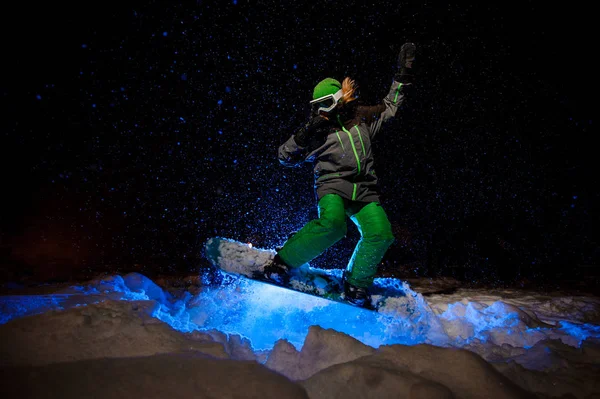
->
[1,271,599,398]
[205,237,275,277]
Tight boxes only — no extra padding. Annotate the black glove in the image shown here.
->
[294,115,328,147]
[394,42,416,83]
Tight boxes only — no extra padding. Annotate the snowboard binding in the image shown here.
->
[342,271,374,309]
[255,254,291,286]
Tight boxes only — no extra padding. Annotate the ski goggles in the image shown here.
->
[310,89,343,114]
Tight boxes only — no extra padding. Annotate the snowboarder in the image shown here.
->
[263,43,416,307]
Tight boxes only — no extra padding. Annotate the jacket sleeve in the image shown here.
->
[364,80,406,139]
[278,135,309,167]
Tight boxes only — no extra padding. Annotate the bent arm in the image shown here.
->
[278,115,328,167]
[278,135,308,167]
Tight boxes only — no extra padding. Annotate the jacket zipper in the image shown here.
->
[337,115,362,201]
[337,115,361,175]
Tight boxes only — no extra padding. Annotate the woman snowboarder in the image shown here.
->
[263,43,416,307]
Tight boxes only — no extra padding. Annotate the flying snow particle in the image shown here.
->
[163,31,168,37]
[218,99,223,105]
[35,94,42,100]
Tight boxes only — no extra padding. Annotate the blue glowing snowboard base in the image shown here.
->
[204,237,409,311]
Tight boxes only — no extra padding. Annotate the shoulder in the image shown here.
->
[354,103,386,124]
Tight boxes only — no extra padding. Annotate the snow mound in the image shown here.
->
[0,299,227,366]
[296,327,531,399]
[2,272,600,397]
[0,304,534,398]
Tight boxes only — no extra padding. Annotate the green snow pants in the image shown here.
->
[278,193,395,288]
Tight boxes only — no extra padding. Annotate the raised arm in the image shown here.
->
[365,43,416,138]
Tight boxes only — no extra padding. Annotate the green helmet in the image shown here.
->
[312,78,342,100]
[310,78,343,115]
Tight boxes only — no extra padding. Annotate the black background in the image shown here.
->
[0,1,596,290]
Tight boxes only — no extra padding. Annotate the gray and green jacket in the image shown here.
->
[278,80,406,203]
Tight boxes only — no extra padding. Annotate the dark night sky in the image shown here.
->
[0,1,596,286]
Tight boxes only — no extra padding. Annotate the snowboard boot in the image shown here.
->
[342,274,371,308]
[258,254,291,286]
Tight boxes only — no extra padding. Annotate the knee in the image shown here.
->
[319,216,347,241]
[364,225,395,247]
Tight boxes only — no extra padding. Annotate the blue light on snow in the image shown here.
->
[2,273,600,355]
[558,321,600,346]
[0,295,65,324]
[439,301,521,344]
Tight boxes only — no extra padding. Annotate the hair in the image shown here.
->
[340,77,358,105]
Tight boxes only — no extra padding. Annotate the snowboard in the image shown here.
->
[204,237,410,311]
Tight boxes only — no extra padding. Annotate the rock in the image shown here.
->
[0,352,309,399]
